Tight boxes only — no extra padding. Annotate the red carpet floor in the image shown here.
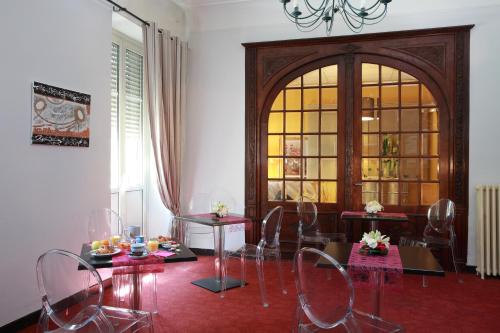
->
[20,255,500,332]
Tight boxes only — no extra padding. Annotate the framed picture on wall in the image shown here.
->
[31,81,91,147]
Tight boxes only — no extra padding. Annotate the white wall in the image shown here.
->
[0,0,111,326]
[183,0,500,264]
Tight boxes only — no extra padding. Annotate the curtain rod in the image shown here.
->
[104,0,150,27]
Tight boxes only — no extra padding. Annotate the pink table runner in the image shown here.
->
[112,250,175,268]
[187,213,252,231]
[347,243,403,287]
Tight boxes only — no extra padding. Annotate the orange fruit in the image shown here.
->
[101,239,110,246]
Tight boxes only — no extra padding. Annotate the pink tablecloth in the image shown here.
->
[347,243,403,287]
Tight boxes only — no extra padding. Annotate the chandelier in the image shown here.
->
[281,0,392,35]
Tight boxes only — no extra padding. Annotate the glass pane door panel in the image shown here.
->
[362,182,379,204]
[285,135,301,156]
[268,181,283,201]
[421,158,439,181]
[422,108,439,131]
[401,109,419,132]
[268,113,283,133]
[362,158,379,180]
[321,158,337,179]
[321,112,337,132]
[381,134,399,156]
[401,134,419,156]
[303,112,319,133]
[271,91,284,110]
[363,134,379,156]
[303,181,319,202]
[285,158,301,178]
[321,88,338,109]
[304,158,319,179]
[322,66,338,86]
[303,70,319,87]
[400,158,419,180]
[401,84,419,106]
[381,66,398,83]
[362,63,379,84]
[320,182,337,203]
[381,85,399,107]
[268,158,283,178]
[362,118,379,133]
[381,182,399,205]
[381,110,399,132]
[303,135,319,156]
[287,77,301,88]
[285,181,301,201]
[381,158,399,180]
[304,89,319,110]
[268,135,283,156]
[286,112,301,133]
[421,133,439,156]
[286,89,301,110]
[321,135,337,156]
[401,182,419,206]
[421,85,436,106]
[421,183,439,205]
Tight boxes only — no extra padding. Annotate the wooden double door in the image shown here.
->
[244,26,471,266]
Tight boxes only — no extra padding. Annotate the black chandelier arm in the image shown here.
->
[283,1,328,21]
[281,0,390,35]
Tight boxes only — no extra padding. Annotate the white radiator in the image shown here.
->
[476,185,500,279]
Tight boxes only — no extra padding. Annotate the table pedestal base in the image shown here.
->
[191,276,245,293]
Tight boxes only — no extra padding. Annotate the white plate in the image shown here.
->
[128,252,149,260]
[90,247,121,258]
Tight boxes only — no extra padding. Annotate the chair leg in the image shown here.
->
[256,255,269,307]
[152,273,159,314]
[293,237,302,272]
[240,250,246,287]
[275,251,287,295]
[450,239,464,284]
[422,275,428,288]
[36,309,49,333]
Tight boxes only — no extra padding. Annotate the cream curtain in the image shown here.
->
[143,23,187,234]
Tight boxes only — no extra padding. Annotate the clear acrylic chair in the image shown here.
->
[399,198,462,287]
[296,196,347,255]
[183,193,213,247]
[294,247,404,333]
[36,249,153,332]
[88,208,161,314]
[223,206,287,307]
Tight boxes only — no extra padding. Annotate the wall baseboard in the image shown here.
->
[0,279,112,333]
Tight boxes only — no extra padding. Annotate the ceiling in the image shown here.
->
[172,0,251,7]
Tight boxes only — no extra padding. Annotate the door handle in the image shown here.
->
[354,182,363,187]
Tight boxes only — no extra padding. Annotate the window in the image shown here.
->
[110,33,145,224]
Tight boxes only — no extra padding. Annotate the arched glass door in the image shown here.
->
[356,62,441,209]
[267,65,342,205]
[266,59,443,214]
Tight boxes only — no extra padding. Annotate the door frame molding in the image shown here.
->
[243,25,472,266]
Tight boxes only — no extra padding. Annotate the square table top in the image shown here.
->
[176,214,252,227]
[79,243,197,269]
[322,242,444,276]
[341,211,409,222]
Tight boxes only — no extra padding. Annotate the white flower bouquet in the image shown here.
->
[365,200,384,214]
[213,201,229,218]
[359,230,390,255]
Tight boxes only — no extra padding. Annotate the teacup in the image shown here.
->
[130,243,146,256]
